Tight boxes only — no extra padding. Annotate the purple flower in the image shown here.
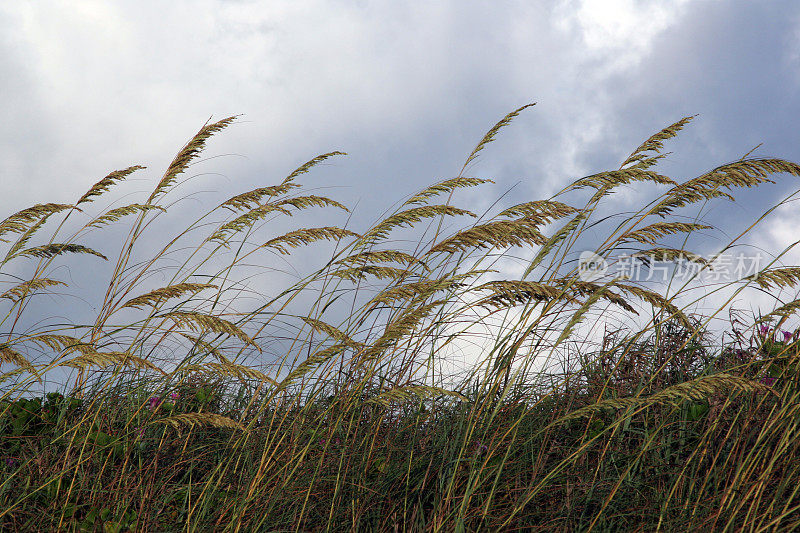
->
[759,325,771,337]
[761,377,777,386]
[783,331,793,343]
[147,396,162,410]
[169,392,180,400]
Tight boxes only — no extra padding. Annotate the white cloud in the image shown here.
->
[751,199,800,267]
[554,0,691,71]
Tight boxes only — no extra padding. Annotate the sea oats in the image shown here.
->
[404,177,492,206]
[85,204,164,229]
[208,197,347,246]
[759,300,800,320]
[496,200,577,224]
[614,284,692,329]
[0,343,33,369]
[11,243,107,262]
[5,107,800,531]
[460,103,536,175]
[199,361,278,386]
[366,278,464,309]
[301,317,364,351]
[148,116,238,204]
[620,115,696,170]
[1,278,66,304]
[525,210,590,276]
[0,203,73,242]
[428,219,548,255]
[626,153,672,171]
[556,279,637,314]
[164,311,259,351]
[3,215,58,263]
[557,372,773,422]
[219,182,302,212]
[472,280,573,309]
[284,151,346,182]
[649,188,734,219]
[26,334,92,355]
[329,265,413,282]
[360,299,445,361]
[713,158,800,187]
[277,343,348,392]
[0,366,31,384]
[154,412,245,431]
[120,282,218,310]
[630,248,708,265]
[272,195,348,213]
[177,333,227,361]
[262,227,358,255]
[620,222,712,245]
[335,250,427,270]
[360,205,476,245]
[571,168,677,193]
[77,166,145,205]
[553,282,615,348]
[746,266,800,291]
[59,351,164,374]
[207,203,293,244]
[217,153,343,213]
[649,158,800,218]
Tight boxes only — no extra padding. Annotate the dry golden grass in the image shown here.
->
[1,107,800,531]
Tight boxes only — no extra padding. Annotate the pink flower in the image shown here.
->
[147,396,162,410]
[759,325,771,337]
[169,392,180,400]
[761,377,777,386]
[783,331,793,343]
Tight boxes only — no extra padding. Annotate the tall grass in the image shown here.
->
[2,107,800,531]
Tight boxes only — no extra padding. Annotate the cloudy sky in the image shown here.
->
[3,1,798,208]
[2,1,800,372]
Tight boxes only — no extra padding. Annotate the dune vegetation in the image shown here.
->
[2,105,800,531]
